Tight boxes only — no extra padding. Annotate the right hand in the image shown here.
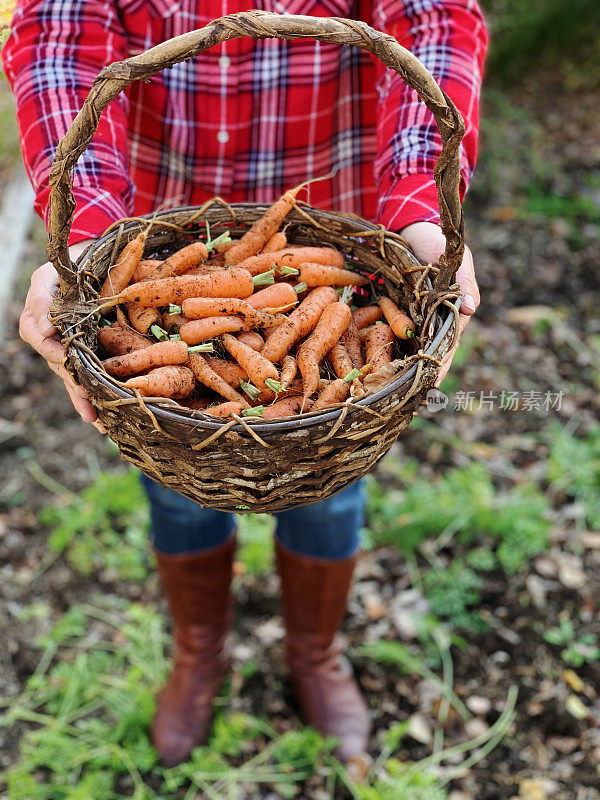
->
[19,240,107,434]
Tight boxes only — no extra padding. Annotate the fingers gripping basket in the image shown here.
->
[48,11,466,514]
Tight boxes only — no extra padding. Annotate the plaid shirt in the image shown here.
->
[3,0,487,245]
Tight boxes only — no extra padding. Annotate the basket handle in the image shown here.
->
[47,10,465,292]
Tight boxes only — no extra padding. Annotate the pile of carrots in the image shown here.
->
[96,186,416,420]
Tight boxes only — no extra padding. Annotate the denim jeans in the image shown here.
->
[141,473,365,560]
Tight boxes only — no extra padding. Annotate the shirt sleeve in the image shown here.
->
[1,0,134,245]
[371,0,488,232]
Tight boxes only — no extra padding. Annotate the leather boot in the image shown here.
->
[275,539,371,764]
[151,536,236,766]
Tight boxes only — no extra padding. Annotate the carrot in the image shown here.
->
[204,401,245,418]
[180,297,286,329]
[225,186,302,265]
[298,262,369,288]
[145,241,208,281]
[364,323,395,373]
[115,306,129,327]
[207,358,247,388]
[247,282,298,311]
[114,268,255,307]
[352,305,382,330]
[261,286,338,364]
[341,319,364,370]
[162,309,190,334]
[377,296,415,339]
[99,230,147,299]
[132,259,162,283]
[236,331,265,352]
[235,246,344,277]
[126,302,161,334]
[124,365,195,398]
[312,378,351,411]
[102,339,189,377]
[188,353,250,407]
[261,395,309,419]
[98,323,150,356]
[328,340,363,396]
[262,231,287,253]
[279,355,297,389]
[221,333,280,392]
[214,239,236,254]
[179,316,247,345]
[297,302,352,399]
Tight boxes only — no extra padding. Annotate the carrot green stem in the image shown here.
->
[279,266,299,277]
[264,378,283,394]
[170,334,182,341]
[150,324,169,341]
[167,304,181,315]
[340,286,354,305]
[240,381,261,402]
[252,269,275,286]
[293,282,308,294]
[207,230,231,252]
[343,368,362,383]
[187,343,214,353]
[406,329,416,339]
[241,406,264,417]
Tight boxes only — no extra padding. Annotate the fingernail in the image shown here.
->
[40,315,56,337]
[462,294,476,313]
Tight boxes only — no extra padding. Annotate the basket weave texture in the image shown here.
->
[48,11,465,514]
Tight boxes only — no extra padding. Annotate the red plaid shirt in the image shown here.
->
[3,0,487,245]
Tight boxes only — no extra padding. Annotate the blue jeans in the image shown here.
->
[141,473,365,560]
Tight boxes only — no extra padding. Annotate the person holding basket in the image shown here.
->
[3,0,486,768]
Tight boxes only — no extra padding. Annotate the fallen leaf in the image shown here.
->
[519,778,547,800]
[562,669,585,693]
[565,694,589,721]
[407,712,433,745]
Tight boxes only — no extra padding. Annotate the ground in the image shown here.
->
[1,50,600,800]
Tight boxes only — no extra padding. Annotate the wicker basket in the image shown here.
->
[48,11,466,514]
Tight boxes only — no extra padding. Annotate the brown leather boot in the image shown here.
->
[275,539,371,764]
[151,536,236,766]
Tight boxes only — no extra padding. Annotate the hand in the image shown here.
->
[19,240,107,433]
[400,221,479,386]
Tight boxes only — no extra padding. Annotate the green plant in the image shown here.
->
[39,469,151,581]
[235,512,275,575]
[543,620,600,668]
[423,560,486,632]
[547,424,600,528]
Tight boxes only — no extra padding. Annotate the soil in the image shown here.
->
[1,72,600,799]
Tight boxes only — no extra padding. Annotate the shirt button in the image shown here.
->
[219,55,231,69]
[217,130,230,144]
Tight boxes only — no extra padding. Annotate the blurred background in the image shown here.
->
[0,2,599,799]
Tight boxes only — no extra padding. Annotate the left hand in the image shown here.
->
[400,221,479,386]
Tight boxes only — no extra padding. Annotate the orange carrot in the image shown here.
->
[297,302,352,399]
[114,268,255,307]
[99,230,147,299]
[257,376,303,404]
[352,305,382,330]
[236,331,265,352]
[377,296,416,339]
[262,231,287,253]
[312,378,352,411]
[98,323,150,356]
[214,239,236,254]
[247,282,298,311]
[188,353,250,406]
[298,262,369,288]
[204,401,244,418]
[180,297,285,329]
[102,339,189,377]
[341,319,364,369]
[328,340,364,396]
[162,309,190,333]
[207,358,248,388]
[132,259,162,283]
[145,241,208,281]
[225,186,302,265]
[179,316,247,345]
[364,323,395,373]
[279,354,297,389]
[261,395,309,419]
[124,365,195,398]
[221,333,280,392]
[235,246,344,276]
[115,306,128,327]
[126,302,161,334]
[261,286,338,363]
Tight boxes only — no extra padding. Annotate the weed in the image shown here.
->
[547,424,600,529]
[235,513,275,576]
[543,620,600,668]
